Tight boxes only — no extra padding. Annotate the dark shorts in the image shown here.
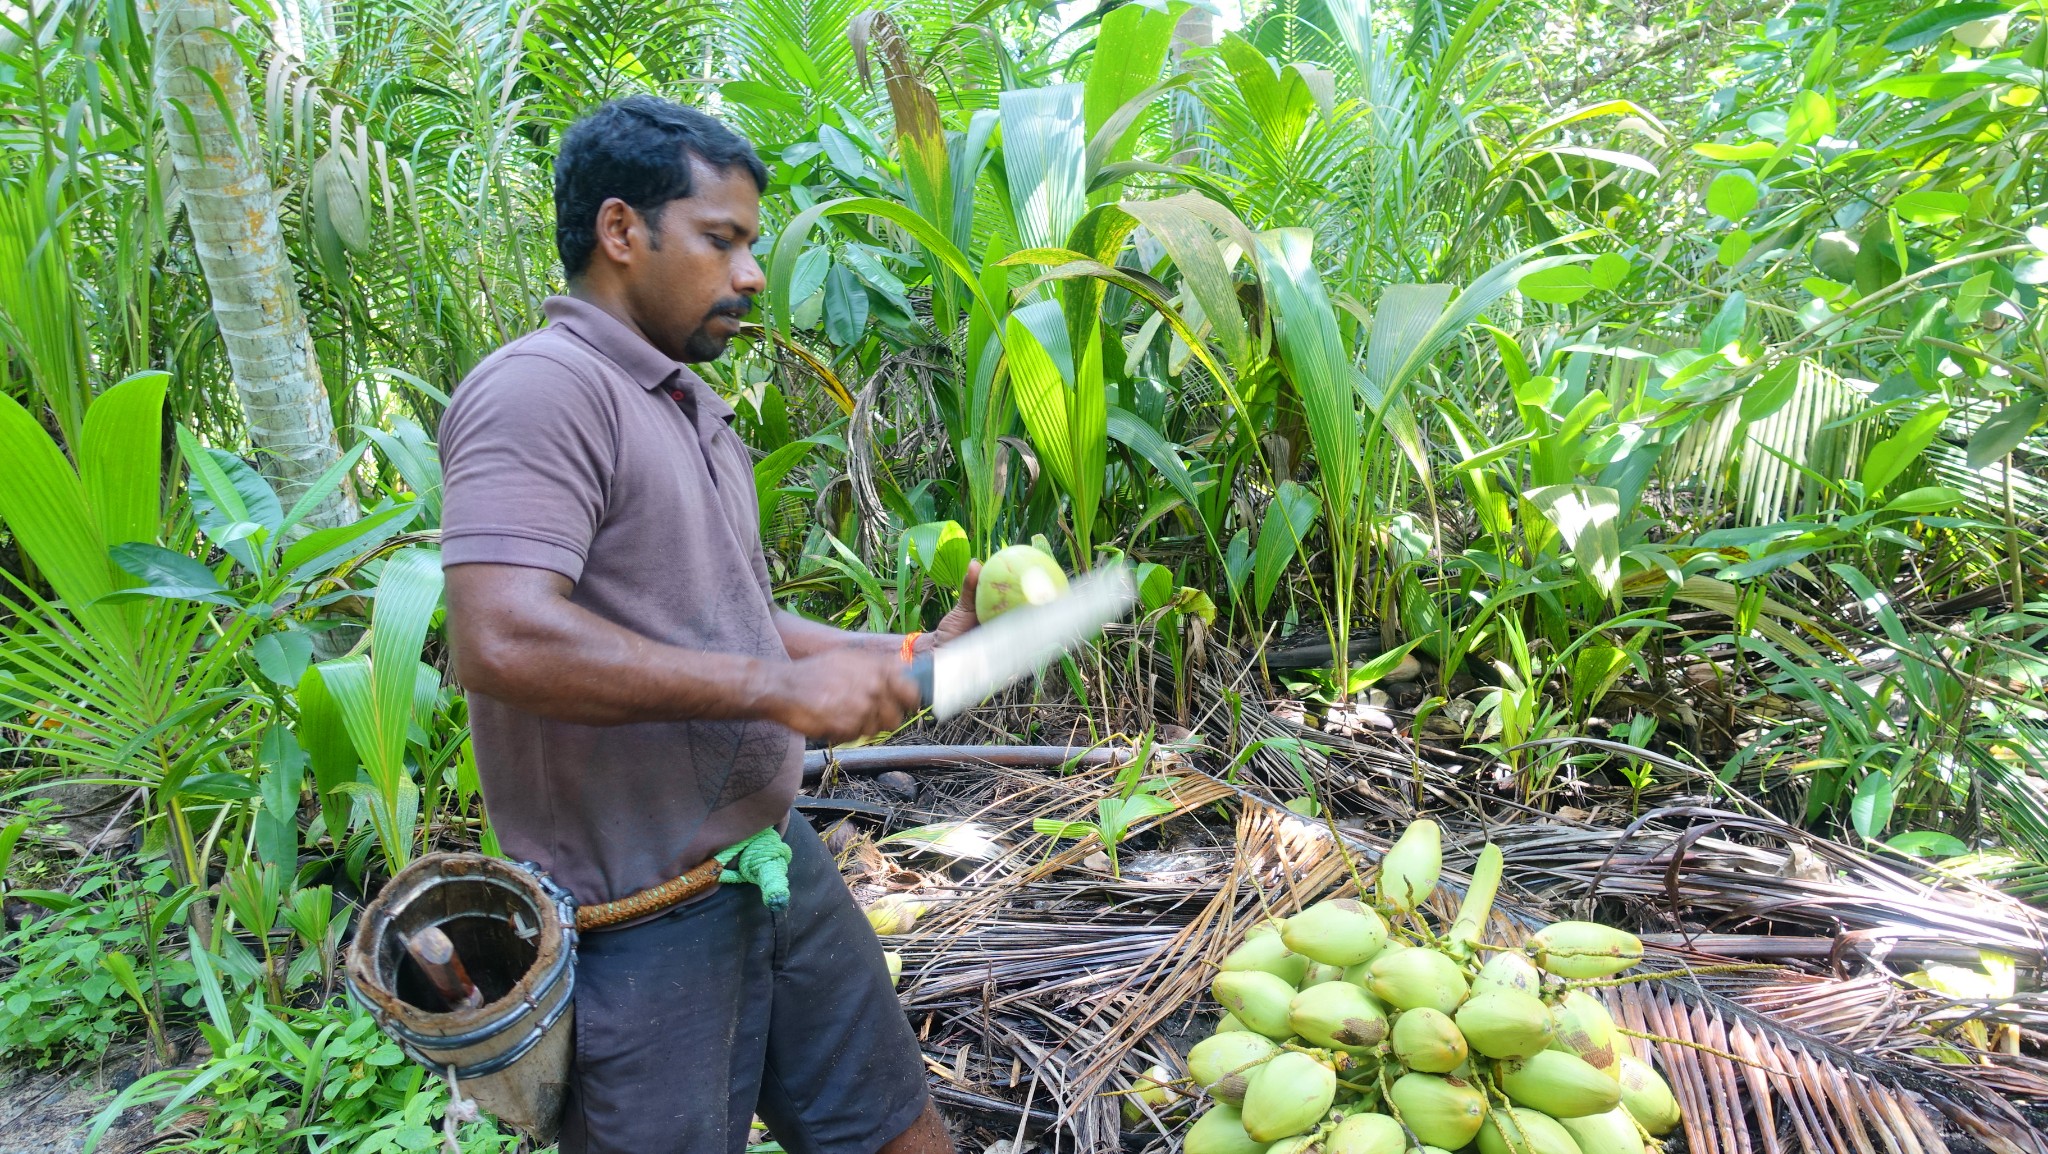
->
[561,812,931,1154]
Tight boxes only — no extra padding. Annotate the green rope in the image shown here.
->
[716,827,792,910]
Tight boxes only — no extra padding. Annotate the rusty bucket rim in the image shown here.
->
[343,852,577,1076]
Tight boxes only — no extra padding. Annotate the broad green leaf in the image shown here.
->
[1884,486,1965,514]
[1869,72,2007,100]
[1741,360,1803,422]
[1861,404,1951,497]
[1135,561,1175,613]
[841,244,908,299]
[1517,264,1595,304]
[1883,2,2011,52]
[904,520,970,590]
[1081,2,1176,168]
[1693,141,1777,162]
[1258,229,1358,513]
[1700,290,1748,352]
[252,630,315,688]
[312,547,443,871]
[818,125,867,180]
[1170,586,1217,625]
[1886,830,1969,857]
[0,389,125,644]
[1892,190,1969,224]
[786,247,830,312]
[822,265,868,345]
[1526,484,1624,600]
[1363,285,1456,417]
[1784,90,1836,145]
[1705,169,1759,220]
[1718,230,1754,267]
[80,372,168,558]
[1254,481,1318,615]
[1965,396,2041,467]
[1004,300,1080,498]
[1056,204,1143,363]
[101,542,237,606]
[1115,195,1255,374]
[1850,770,1894,839]
[1587,252,1632,291]
[1954,271,1995,322]
[1000,84,1087,254]
[1350,637,1424,687]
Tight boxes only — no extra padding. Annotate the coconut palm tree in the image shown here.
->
[145,0,358,528]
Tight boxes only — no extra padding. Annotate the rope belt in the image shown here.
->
[573,827,793,931]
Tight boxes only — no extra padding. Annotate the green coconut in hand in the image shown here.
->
[974,543,1069,621]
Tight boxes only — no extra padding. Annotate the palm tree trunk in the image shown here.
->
[147,0,357,529]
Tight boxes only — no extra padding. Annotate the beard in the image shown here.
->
[677,295,753,363]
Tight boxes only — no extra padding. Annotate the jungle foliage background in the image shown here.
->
[0,0,2045,1146]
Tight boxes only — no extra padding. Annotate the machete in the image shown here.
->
[906,562,1136,720]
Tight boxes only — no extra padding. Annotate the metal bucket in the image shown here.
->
[346,853,578,1143]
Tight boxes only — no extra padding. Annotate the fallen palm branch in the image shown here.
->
[819,691,2048,1154]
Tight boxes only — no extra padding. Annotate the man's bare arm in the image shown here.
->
[771,560,985,661]
[774,610,904,660]
[445,563,918,742]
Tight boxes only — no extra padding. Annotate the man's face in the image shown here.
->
[620,158,765,364]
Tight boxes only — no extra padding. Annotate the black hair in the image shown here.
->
[552,95,769,278]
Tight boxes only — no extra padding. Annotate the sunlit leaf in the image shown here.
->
[1706,169,1759,220]
[1861,404,1952,497]
[1892,189,1969,223]
[1883,2,2011,52]
[1850,770,1895,839]
[1526,484,1624,600]
[1784,90,1836,145]
[1966,396,2042,467]
[1517,264,1595,304]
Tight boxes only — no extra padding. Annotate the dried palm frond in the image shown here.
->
[827,712,2048,1153]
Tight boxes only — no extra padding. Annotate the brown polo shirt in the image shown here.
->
[437,295,799,907]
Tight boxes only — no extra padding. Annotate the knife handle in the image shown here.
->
[907,650,935,711]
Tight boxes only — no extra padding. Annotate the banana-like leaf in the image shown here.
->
[1106,405,1210,548]
[310,546,443,870]
[1118,195,1257,376]
[296,664,359,843]
[1256,481,1319,616]
[80,371,168,562]
[999,84,1088,256]
[1004,299,1106,556]
[0,374,169,649]
[1059,204,1144,361]
[0,174,89,449]
[1255,229,1357,510]
[1526,483,1623,603]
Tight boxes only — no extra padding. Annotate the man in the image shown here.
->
[438,95,966,1154]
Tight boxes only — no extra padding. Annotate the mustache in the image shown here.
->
[708,296,754,319]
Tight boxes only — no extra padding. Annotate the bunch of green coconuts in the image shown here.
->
[1123,821,1682,1154]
